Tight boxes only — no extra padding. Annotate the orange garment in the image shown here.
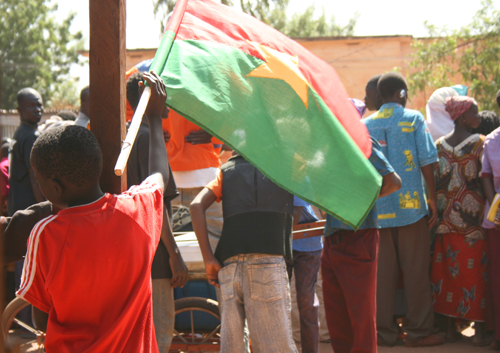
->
[163,110,222,171]
[206,170,223,202]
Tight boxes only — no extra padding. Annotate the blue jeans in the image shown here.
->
[286,249,322,353]
[218,254,298,353]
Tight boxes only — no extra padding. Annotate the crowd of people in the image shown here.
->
[1,68,500,353]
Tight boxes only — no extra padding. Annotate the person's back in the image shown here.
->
[16,72,171,353]
[364,91,436,228]
[190,154,298,353]
[363,72,443,348]
[19,182,163,351]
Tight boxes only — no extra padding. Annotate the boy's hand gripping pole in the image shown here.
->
[114,86,151,176]
[113,0,188,176]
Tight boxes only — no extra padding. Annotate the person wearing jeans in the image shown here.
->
[190,154,298,353]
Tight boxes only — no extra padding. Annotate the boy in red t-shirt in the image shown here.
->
[16,72,170,353]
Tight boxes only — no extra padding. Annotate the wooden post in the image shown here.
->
[89,0,127,194]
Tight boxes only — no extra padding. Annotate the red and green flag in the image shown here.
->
[150,0,381,229]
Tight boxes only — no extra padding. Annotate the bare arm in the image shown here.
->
[482,176,496,205]
[160,207,187,288]
[185,130,212,145]
[2,201,53,265]
[29,167,45,203]
[293,206,303,225]
[421,163,437,228]
[379,172,402,198]
[190,188,221,287]
[141,72,169,192]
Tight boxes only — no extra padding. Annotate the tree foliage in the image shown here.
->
[407,0,500,111]
[153,0,357,38]
[0,0,83,110]
[279,5,358,38]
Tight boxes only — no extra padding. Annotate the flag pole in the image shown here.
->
[114,0,189,176]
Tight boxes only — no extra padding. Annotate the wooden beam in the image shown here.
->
[89,0,127,194]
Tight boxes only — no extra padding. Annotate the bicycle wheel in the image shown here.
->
[1,297,45,352]
[170,297,221,353]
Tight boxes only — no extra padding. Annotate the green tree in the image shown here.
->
[153,0,357,38]
[46,79,80,110]
[280,5,358,38]
[406,0,500,111]
[0,0,83,110]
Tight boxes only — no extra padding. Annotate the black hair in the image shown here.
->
[31,125,103,187]
[17,88,40,106]
[57,110,77,121]
[377,72,408,99]
[471,110,500,135]
[366,74,383,88]
[126,72,144,111]
[496,89,500,109]
[80,86,90,103]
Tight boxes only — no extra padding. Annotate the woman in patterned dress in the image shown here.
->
[430,96,488,345]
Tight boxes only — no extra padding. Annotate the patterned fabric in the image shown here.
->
[364,103,438,228]
[431,233,488,321]
[435,134,485,242]
[444,96,477,121]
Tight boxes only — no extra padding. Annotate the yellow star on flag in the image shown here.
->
[246,41,311,109]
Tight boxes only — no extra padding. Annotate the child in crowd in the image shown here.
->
[471,110,500,136]
[322,99,401,353]
[287,196,322,353]
[364,74,383,112]
[364,72,444,347]
[126,72,187,352]
[16,72,169,352]
[430,96,488,344]
[190,153,298,353]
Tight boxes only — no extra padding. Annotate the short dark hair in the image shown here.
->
[57,110,77,121]
[377,72,408,99]
[126,72,144,111]
[366,74,383,88]
[17,87,40,106]
[496,89,500,109]
[31,125,102,187]
[80,86,90,103]
[471,110,500,135]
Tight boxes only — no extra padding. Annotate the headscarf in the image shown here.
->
[349,98,366,119]
[445,96,477,121]
[426,87,459,141]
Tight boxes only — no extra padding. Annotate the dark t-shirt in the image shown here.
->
[127,122,179,279]
[8,124,40,216]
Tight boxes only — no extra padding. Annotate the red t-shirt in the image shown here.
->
[17,180,163,353]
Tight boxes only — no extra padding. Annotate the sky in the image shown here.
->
[53,0,499,89]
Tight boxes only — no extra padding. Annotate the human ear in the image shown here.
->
[138,80,145,97]
[51,178,64,196]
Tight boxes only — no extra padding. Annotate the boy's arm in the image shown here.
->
[421,163,437,229]
[482,176,495,205]
[190,188,221,288]
[292,206,303,225]
[2,201,53,265]
[160,208,188,288]
[141,71,169,192]
[379,172,402,198]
